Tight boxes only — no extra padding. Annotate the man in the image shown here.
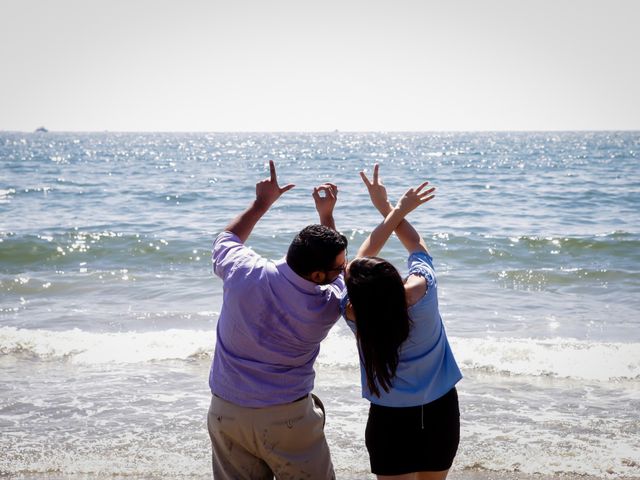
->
[208,161,348,480]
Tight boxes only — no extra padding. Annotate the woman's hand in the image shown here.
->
[360,164,392,215]
[395,181,436,215]
[356,179,434,259]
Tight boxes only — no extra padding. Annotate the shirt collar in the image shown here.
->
[275,257,323,294]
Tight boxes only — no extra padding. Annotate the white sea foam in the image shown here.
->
[459,419,640,478]
[317,329,360,368]
[1,326,638,381]
[0,326,213,364]
[0,188,15,203]
[451,336,640,381]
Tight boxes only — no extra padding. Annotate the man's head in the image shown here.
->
[286,225,348,285]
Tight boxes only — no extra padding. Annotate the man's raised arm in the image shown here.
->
[224,160,295,243]
[312,183,338,231]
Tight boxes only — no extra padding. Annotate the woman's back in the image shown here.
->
[345,251,462,407]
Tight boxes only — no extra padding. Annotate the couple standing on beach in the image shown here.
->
[208,161,462,480]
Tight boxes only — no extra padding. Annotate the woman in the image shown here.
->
[342,165,462,480]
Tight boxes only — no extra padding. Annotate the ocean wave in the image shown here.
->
[452,336,640,382]
[493,267,639,291]
[440,231,640,258]
[1,229,637,275]
[0,326,213,364]
[0,231,209,271]
[0,188,16,203]
[1,326,638,381]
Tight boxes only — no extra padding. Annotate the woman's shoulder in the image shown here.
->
[404,273,427,306]
[406,250,437,289]
[405,249,437,305]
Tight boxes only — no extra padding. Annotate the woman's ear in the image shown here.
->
[345,301,355,321]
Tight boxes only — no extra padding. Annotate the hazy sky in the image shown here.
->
[1,0,639,132]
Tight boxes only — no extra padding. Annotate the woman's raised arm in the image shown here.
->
[356,179,435,258]
[360,164,433,255]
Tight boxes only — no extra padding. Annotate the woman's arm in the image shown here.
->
[356,180,435,258]
[360,164,432,254]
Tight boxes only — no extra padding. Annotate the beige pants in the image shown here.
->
[207,393,335,480]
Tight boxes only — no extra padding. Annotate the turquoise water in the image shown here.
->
[1,132,639,478]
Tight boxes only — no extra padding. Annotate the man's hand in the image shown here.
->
[313,183,338,218]
[223,161,294,243]
[313,183,338,230]
[255,160,295,210]
[360,164,391,215]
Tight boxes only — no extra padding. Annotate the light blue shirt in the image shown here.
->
[342,251,462,407]
[210,231,345,407]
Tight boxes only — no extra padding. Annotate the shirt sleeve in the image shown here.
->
[211,231,259,280]
[407,251,437,289]
[326,272,346,298]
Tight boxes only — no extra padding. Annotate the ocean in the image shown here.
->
[1,131,639,479]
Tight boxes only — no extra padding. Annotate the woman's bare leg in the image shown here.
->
[377,470,450,480]
[377,474,416,480]
[415,470,449,480]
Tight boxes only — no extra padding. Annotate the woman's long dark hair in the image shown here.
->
[346,257,411,397]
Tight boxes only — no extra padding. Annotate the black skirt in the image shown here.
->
[365,387,460,476]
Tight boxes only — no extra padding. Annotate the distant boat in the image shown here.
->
[35,126,48,133]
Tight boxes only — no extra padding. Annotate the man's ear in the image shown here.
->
[308,271,326,284]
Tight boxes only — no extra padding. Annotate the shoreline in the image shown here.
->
[5,471,639,480]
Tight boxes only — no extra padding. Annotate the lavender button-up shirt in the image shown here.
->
[209,231,345,407]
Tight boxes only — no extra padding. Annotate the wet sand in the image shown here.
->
[7,471,638,480]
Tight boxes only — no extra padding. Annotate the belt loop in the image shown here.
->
[421,404,424,430]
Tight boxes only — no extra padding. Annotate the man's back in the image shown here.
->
[210,230,344,407]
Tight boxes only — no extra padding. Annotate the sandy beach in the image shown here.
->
[7,471,640,480]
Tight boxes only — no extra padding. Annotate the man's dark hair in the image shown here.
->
[286,225,348,277]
